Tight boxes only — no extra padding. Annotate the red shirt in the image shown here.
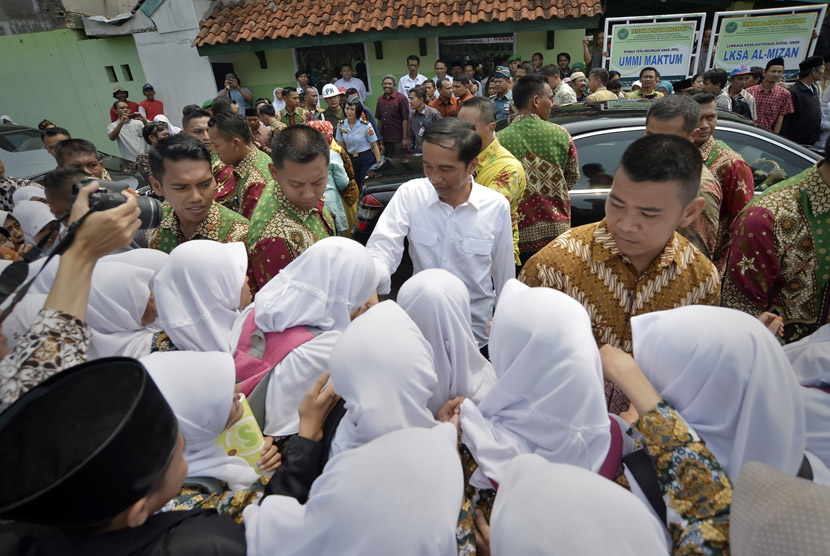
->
[109,100,141,122]
[140,99,165,121]
[429,96,459,118]
[375,92,410,142]
[745,84,794,131]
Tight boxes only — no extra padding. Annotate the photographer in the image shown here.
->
[216,72,253,112]
[0,182,142,412]
[107,101,148,166]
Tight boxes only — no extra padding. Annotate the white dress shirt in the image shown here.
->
[367,177,514,347]
[333,77,367,102]
[398,73,428,96]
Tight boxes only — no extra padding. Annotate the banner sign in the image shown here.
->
[713,13,818,78]
[609,22,697,86]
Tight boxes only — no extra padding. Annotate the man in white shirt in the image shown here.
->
[367,118,514,348]
[398,54,429,96]
[107,100,148,163]
[333,63,367,103]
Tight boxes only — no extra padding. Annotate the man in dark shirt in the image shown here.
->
[376,74,410,156]
[782,55,823,146]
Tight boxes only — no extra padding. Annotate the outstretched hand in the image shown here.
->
[298,371,340,442]
[437,396,465,431]
[474,509,491,556]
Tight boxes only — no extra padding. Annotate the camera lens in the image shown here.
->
[136,196,163,230]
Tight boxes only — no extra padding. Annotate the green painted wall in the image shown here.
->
[234,29,590,109]
[0,29,146,153]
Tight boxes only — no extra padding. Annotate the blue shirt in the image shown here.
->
[335,118,377,155]
[217,87,253,112]
[490,93,511,121]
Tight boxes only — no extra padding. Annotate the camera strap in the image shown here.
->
[0,212,91,325]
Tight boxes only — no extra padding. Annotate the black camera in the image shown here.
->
[71,178,162,230]
[127,114,139,119]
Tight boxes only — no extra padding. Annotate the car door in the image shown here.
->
[569,127,644,228]
[714,127,819,191]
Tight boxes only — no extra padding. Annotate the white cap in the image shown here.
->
[322,84,339,98]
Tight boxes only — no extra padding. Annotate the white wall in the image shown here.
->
[133,28,217,128]
[131,0,217,128]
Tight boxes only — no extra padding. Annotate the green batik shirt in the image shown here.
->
[145,201,250,254]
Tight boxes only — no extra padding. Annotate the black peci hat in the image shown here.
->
[0,357,178,528]
[766,57,785,70]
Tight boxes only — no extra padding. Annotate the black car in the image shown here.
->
[0,125,149,189]
[352,101,821,243]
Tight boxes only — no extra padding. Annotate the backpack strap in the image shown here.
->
[622,448,667,525]
[181,476,227,496]
[246,324,325,430]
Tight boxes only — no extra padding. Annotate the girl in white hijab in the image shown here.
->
[12,186,46,207]
[0,210,24,250]
[243,424,463,556]
[632,305,806,480]
[141,351,266,490]
[272,88,286,112]
[85,262,156,360]
[13,201,58,250]
[328,300,440,458]
[233,236,378,437]
[784,323,830,484]
[102,248,169,274]
[486,455,669,556]
[153,114,181,135]
[459,279,612,493]
[154,241,250,352]
[397,269,496,416]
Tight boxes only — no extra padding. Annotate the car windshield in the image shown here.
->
[0,129,43,153]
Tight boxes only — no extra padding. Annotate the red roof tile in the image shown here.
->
[194,0,601,47]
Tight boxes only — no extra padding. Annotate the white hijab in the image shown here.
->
[141,351,260,490]
[252,236,377,334]
[28,256,60,294]
[633,305,806,479]
[86,262,155,360]
[0,115,17,125]
[784,324,830,479]
[244,424,463,556]
[154,114,182,135]
[12,186,45,207]
[13,201,55,245]
[460,279,611,490]
[154,241,248,352]
[398,269,497,415]
[102,248,169,274]
[328,301,439,457]
[272,88,286,112]
[1,293,46,349]
[490,455,669,556]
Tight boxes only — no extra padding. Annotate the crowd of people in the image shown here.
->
[0,31,828,556]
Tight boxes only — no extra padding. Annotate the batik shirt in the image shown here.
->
[722,162,830,343]
[145,201,250,254]
[160,475,270,524]
[0,176,37,211]
[229,147,273,219]
[552,82,577,106]
[408,107,442,153]
[278,108,313,127]
[497,113,580,254]
[212,154,237,212]
[247,180,335,292]
[0,309,91,413]
[475,138,527,264]
[677,165,722,261]
[700,136,755,270]
[467,401,731,556]
[519,220,720,414]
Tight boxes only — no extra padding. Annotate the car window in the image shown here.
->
[716,128,817,190]
[0,130,44,153]
[572,128,643,190]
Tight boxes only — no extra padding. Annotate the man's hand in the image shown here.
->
[256,436,282,472]
[67,182,141,260]
[437,396,465,431]
[119,113,130,125]
[298,371,340,442]
[136,113,148,124]
[758,312,784,337]
[474,509,491,556]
